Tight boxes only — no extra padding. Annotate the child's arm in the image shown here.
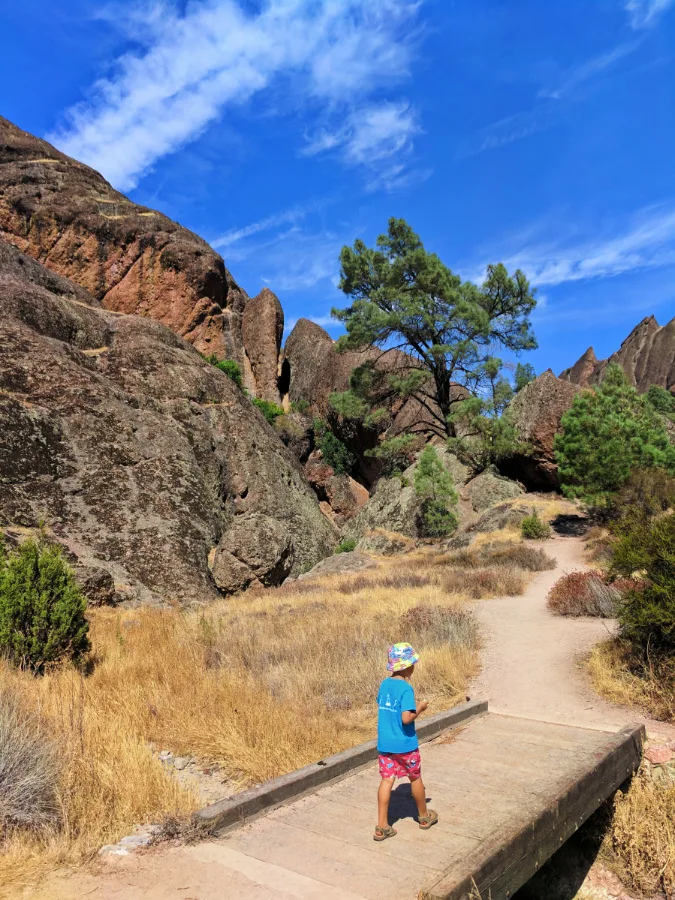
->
[402,700,429,725]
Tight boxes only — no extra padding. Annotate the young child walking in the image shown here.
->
[374,642,438,841]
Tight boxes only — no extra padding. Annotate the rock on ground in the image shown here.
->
[0,240,336,604]
[466,469,525,512]
[295,551,377,581]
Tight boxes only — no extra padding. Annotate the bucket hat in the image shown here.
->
[387,642,420,673]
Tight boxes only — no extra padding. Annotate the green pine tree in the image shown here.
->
[554,364,675,507]
[414,445,459,537]
[0,538,90,673]
[332,218,537,441]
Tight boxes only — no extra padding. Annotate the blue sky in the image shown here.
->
[2,0,674,376]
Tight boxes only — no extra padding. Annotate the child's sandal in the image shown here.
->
[418,810,438,830]
[373,825,397,842]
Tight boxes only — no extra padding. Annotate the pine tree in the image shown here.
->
[413,445,459,537]
[554,365,675,507]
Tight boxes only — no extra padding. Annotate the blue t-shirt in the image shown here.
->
[377,677,418,753]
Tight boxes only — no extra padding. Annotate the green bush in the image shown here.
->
[609,468,675,529]
[215,359,242,387]
[319,432,356,475]
[335,538,357,554]
[555,365,675,508]
[0,538,90,673]
[253,397,284,425]
[291,399,310,414]
[612,514,675,654]
[418,499,458,538]
[645,384,675,420]
[521,509,551,540]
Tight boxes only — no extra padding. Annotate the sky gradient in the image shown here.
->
[2,0,674,377]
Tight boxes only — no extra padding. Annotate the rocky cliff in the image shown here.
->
[0,240,336,604]
[560,315,675,393]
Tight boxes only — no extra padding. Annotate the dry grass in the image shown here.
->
[443,567,526,599]
[434,541,556,573]
[588,639,675,722]
[604,772,675,897]
[0,558,483,890]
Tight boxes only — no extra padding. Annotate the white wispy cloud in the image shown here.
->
[625,0,674,29]
[465,204,675,287]
[302,101,426,191]
[50,0,421,191]
[212,204,312,249]
[457,109,553,159]
[538,41,640,100]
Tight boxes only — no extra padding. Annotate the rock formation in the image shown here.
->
[501,370,582,490]
[560,315,675,393]
[241,287,285,403]
[0,239,336,603]
[0,117,254,367]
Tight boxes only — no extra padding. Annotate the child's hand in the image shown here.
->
[417,700,429,714]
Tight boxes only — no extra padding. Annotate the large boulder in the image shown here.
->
[0,240,336,603]
[304,451,370,527]
[346,447,471,540]
[0,116,249,365]
[560,315,675,394]
[466,469,525,512]
[501,370,582,490]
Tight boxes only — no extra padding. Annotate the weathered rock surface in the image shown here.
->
[502,370,582,490]
[0,240,336,603]
[303,451,370,527]
[355,530,415,556]
[560,315,675,393]
[467,469,525,512]
[242,287,284,402]
[0,116,249,364]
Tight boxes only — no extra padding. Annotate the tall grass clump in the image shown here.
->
[547,571,636,617]
[0,691,61,835]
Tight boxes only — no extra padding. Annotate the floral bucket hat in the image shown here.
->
[387,642,420,673]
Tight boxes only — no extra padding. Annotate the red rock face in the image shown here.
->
[561,315,675,393]
[0,116,248,364]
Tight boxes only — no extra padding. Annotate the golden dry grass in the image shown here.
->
[0,555,484,890]
[588,640,675,722]
[603,772,675,897]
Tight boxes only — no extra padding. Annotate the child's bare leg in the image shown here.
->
[410,776,428,818]
[377,777,395,828]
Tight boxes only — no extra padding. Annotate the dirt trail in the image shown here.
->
[470,535,675,738]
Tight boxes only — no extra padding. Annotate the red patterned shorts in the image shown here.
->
[378,749,422,780]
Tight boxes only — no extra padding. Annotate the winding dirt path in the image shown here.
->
[470,535,675,738]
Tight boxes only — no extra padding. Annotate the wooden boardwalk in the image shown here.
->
[39,708,643,900]
[215,713,642,900]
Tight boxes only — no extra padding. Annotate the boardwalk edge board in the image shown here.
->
[419,722,645,900]
[193,698,489,835]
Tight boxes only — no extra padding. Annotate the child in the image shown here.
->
[374,642,438,841]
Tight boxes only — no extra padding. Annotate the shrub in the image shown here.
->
[215,359,243,387]
[365,434,417,476]
[291,399,310,414]
[0,691,61,833]
[432,541,555,572]
[319,431,355,475]
[335,538,357,555]
[546,570,636,617]
[554,364,675,508]
[0,538,90,672]
[521,509,551,540]
[609,468,675,528]
[443,567,525,599]
[612,513,675,654]
[253,397,285,425]
[418,499,458,538]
